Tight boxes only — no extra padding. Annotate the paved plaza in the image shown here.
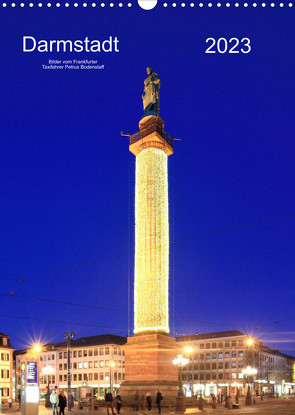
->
[1,398,295,415]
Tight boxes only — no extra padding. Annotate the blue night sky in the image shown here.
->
[0,3,295,354]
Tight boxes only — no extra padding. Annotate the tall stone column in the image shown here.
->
[120,116,179,402]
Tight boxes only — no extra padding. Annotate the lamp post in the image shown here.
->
[64,332,75,411]
[109,361,115,395]
[42,365,54,407]
[183,347,194,397]
[173,354,189,414]
[242,366,257,405]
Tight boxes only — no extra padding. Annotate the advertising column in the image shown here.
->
[21,360,39,415]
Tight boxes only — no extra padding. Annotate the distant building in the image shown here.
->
[176,330,295,397]
[0,332,14,401]
[15,334,126,398]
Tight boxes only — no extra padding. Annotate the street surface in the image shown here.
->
[1,397,294,415]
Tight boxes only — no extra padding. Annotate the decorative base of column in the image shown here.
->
[120,333,180,404]
[175,396,186,414]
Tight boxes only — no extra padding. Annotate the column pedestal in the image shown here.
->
[119,333,179,403]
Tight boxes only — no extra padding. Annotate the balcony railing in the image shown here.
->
[129,116,173,148]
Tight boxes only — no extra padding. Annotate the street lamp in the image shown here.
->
[109,361,115,394]
[65,332,75,411]
[242,366,257,405]
[173,354,189,414]
[42,365,54,407]
[183,347,194,397]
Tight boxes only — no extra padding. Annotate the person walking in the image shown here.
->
[146,393,152,413]
[211,395,217,409]
[115,394,122,414]
[134,391,139,411]
[156,391,163,414]
[105,391,115,415]
[8,397,12,408]
[58,391,67,415]
[50,390,59,415]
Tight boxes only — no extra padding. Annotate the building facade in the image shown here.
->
[0,332,14,401]
[176,330,295,398]
[15,334,126,399]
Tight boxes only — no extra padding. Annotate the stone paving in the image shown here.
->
[1,398,295,415]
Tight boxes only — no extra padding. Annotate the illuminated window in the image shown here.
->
[206,354,210,359]
[94,361,98,368]
[225,353,230,358]
[83,362,88,369]
[78,363,82,369]
[105,348,109,355]
[89,374,93,380]
[114,347,117,355]
[232,362,237,368]
[94,349,98,356]
[99,361,104,368]
[2,338,7,346]
[89,362,93,368]
[238,351,243,357]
